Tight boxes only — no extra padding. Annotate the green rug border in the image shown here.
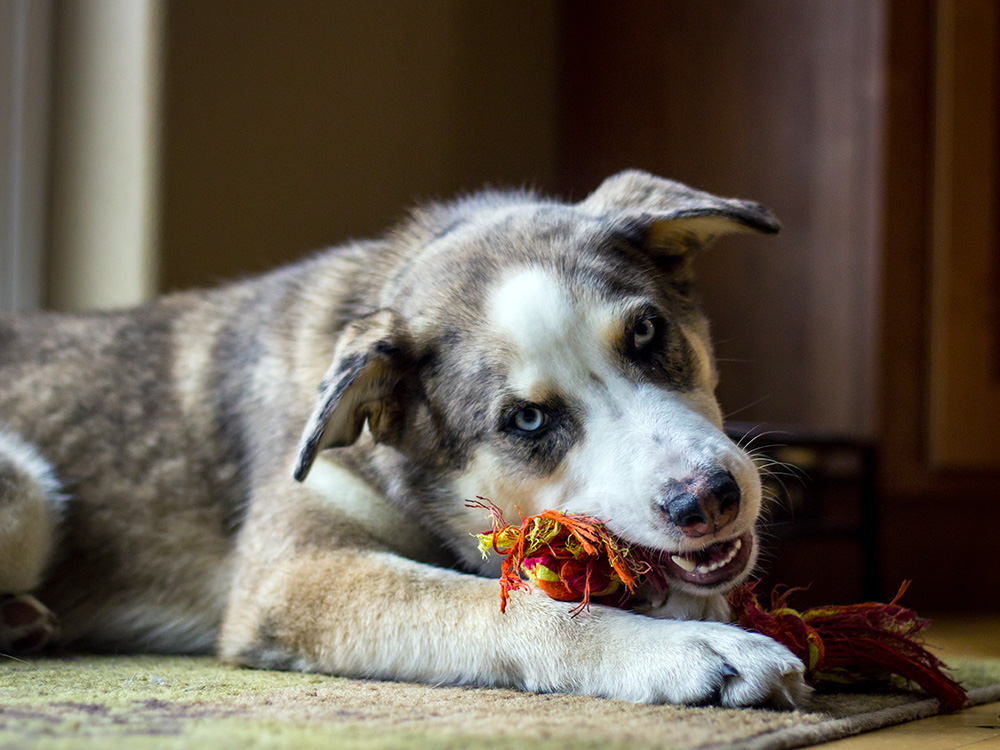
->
[2,654,998,750]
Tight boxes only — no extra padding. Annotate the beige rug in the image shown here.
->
[1,654,998,750]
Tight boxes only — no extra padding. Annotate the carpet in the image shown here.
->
[2,655,999,750]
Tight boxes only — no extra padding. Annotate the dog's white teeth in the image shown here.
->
[671,555,697,573]
[673,537,744,577]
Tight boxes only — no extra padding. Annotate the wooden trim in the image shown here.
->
[927,0,1000,469]
[47,0,163,312]
[879,0,934,494]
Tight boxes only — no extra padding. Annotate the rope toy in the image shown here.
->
[471,500,967,709]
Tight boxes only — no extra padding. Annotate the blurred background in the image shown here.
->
[2,0,998,612]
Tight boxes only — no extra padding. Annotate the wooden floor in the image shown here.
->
[822,615,1000,749]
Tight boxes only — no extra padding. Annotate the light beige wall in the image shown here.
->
[47,0,163,311]
[158,1,559,292]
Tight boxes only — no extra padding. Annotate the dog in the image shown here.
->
[0,170,808,707]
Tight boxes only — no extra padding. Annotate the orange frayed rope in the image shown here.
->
[470,501,968,709]
[469,499,666,614]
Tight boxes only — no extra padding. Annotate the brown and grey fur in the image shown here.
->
[0,171,808,706]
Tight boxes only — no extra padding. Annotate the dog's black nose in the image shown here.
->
[657,469,741,538]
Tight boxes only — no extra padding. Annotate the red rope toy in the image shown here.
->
[471,501,967,710]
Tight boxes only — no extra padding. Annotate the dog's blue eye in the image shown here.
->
[511,406,549,433]
[633,318,656,350]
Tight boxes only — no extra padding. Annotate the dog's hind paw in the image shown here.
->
[0,593,58,653]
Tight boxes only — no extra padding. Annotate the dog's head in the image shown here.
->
[293,170,778,597]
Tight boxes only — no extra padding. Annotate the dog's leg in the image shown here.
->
[0,432,63,652]
[220,535,808,707]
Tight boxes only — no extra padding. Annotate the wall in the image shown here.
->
[877,0,1000,611]
[158,0,559,291]
[558,0,885,438]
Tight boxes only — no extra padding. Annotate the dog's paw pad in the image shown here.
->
[0,593,58,653]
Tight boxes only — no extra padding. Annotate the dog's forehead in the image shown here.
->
[394,204,653,328]
[483,266,624,396]
[487,267,619,353]
[466,205,643,277]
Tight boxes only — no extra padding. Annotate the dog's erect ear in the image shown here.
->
[293,309,411,482]
[579,170,779,252]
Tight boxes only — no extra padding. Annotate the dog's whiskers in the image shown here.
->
[0,653,39,668]
[723,395,773,421]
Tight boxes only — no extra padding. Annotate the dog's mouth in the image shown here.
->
[653,530,754,588]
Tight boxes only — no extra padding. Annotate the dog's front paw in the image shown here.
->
[576,613,809,708]
[693,624,811,708]
[0,593,59,653]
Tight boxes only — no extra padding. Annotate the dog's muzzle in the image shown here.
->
[651,468,753,589]
[656,469,741,538]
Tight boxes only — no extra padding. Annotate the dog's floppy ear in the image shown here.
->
[293,309,411,482]
[579,169,779,252]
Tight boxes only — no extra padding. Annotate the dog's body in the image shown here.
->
[0,171,807,706]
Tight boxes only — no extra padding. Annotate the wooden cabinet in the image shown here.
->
[558,0,885,439]
[559,0,1000,610]
[927,0,1000,470]
[876,0,1000,609]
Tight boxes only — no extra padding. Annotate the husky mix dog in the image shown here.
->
[0,171,807,707]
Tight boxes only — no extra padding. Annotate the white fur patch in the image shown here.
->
[487,267,624,398]
[558,383,761,564]
[304,455,441,562]
[0,430,65,514]
[463,266,761,578]
[487,268,577,355]
[0,430,67,592]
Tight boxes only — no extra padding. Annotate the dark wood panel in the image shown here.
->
[927,0,1000,469]
[558,0,1000,610]
[557,0,883,438]
[879,0,1000,493]
[875,0,1000,611]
